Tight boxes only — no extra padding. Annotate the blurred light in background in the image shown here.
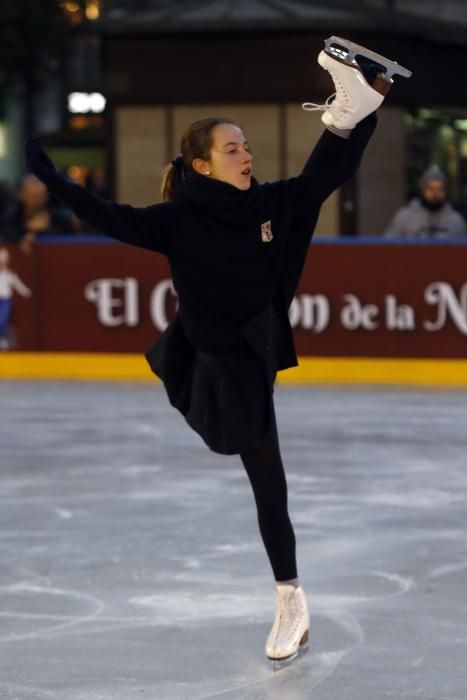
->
[404,107,467,204]
[0,124,6,158]
[63,1,81,13]
[67,165,88,184]
[85,1,100,20]
[69,114,104,129]
[68,92,106,114]
[61,0,101,24]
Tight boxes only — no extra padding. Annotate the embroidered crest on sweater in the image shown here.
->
[261,220,273,242]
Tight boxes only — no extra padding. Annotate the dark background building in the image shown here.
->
[2,0,467,235]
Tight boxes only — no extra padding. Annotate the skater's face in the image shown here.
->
[422,179,446,206]
[193,123,253,190]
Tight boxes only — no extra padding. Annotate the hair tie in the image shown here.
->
[171,154,184,170]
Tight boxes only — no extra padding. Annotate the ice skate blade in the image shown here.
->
[269,642,309,671]
[267,629,309,671]
[324,35,412,81]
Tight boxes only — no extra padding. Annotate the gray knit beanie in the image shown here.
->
[419,166,447,189]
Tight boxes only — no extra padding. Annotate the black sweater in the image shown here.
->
[28,114,377,367]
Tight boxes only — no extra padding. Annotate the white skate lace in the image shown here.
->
[302,70,353,126]
[302,93,336,112]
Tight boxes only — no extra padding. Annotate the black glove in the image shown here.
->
[24,135,60,187]
[355,57,385,86]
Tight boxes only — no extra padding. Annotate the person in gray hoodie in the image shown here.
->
[384,167,466,238]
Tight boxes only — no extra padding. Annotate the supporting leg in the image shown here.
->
[239,399,311,665]
[239,401,297,582]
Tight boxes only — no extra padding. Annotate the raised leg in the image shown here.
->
[302,35,412,130]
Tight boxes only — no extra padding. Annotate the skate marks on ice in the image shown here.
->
[127,569,413,696]
[128,573,411,624]
[0,580,106,643]
[2,382,467,698]
[129,554,362,691]
[0,583,359,700]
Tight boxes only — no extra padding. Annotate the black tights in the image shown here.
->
[239,400,297,581]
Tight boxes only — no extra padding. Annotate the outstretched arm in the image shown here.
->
[267,114,377,311]
[298,112,377,204]
[24,136,172,255]
[11,274,32,298]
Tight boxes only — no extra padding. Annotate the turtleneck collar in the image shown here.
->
[174,171,263,229]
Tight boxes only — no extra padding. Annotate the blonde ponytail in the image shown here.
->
[161,155,186,202]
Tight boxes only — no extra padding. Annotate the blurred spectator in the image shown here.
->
[0,181,18,230]
[384,167,466,239]
[77,167,112,235]
[0,247,32,351]
[85,167,111,199]
[458,179,467,222]
[0,174,78,253]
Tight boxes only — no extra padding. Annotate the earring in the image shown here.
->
[206,171,211,175]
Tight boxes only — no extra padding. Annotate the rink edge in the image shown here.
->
[2,352,467,386]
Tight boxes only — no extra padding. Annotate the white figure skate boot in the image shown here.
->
[303,35,412,130]
[265,583,310,668]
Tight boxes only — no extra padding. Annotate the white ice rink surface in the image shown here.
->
[1,380,467,699]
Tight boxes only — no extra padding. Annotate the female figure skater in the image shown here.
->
[25,46,388,665]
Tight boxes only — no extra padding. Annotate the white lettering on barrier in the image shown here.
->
[84,278,138,326]
[385,295,416,331]
[340,294,379,330]
[83,277,467,336]
[149,279,178,331]
[424,282,467,335]
[288,294,330,333]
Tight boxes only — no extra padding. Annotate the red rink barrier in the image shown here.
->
[2,237,467,359]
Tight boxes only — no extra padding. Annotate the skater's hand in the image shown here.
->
[24,135,59,186]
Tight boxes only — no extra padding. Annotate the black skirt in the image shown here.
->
[144,302,281,455]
